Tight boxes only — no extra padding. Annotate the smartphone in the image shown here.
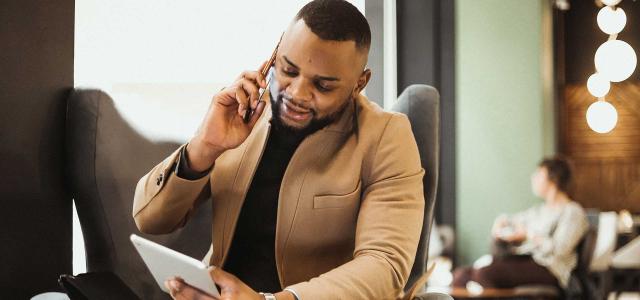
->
[243,35,282,123]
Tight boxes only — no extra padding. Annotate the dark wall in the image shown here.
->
[397,0,456,233]
[0,1,74,297]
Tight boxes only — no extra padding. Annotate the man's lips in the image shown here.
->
[283,99,311,114]
[282,99,312,121]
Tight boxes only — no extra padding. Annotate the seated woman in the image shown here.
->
[453,156,589,290]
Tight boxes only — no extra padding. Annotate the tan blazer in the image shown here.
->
[133,93,425,299]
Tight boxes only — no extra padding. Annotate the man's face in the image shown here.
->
[269,20,370,133]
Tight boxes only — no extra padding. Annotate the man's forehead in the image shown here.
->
[278,20,365,75]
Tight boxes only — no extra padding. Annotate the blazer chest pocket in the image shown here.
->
[313,181,362,209]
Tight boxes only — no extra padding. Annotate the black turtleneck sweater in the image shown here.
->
[176,122,303,293]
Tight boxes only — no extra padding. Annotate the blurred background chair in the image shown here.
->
[565,218,598,300]
[585,210,640,300]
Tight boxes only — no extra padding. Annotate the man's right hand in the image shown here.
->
[186,64,269,172]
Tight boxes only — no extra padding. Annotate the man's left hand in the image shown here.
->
[165,267,263,300]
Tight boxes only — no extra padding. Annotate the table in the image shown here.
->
[447,287,558,300]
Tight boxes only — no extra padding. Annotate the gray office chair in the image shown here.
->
[392,85,445,300]
[65,89,213,299]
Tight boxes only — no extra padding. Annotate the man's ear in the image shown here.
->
[353,68,372,97]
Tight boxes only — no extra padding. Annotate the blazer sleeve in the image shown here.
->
[286,114,426,300]
[132,144,212,234]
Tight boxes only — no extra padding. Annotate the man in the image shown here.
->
[133,1,425,299]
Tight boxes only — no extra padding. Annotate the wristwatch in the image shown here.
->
[259,292,276,300]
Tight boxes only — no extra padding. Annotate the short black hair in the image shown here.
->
[295,0,371,51]
[539,155,573,193]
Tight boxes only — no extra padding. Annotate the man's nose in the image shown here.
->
[287,78,313,103]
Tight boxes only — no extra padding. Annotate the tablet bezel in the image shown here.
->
[130,234,220,297]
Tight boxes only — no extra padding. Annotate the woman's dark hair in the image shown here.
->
[295,0,371,51]
[539,155,573,193]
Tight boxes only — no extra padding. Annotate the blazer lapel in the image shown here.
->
[217,98,273,266]
[274,97,356,285]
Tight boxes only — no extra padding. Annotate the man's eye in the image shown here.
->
[282,68,298,77]
[315,82,332,92]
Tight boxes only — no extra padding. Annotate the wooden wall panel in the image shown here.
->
[561,82,640,212]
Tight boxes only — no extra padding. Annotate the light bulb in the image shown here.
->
[601,0,622,6]
[597,6,626,35]
[586,101,618,133]
[594,40,637,82]
[587,73,611,97]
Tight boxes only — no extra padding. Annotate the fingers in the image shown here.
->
[239,79,261,110]
[164,279,176,298]
[165,278,185,299]
[234,85,249,117]
[209,267,236,286]
[217,67,268,123]
[165,278,217,300]
[234,78,262,116]
[248,100,266,127]
[237,69,266,89]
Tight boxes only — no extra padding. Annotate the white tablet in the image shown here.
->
[130,234,220,297]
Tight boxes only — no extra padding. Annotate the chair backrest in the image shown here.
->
[566,215,599,299]
[589,211,618,272]
[66,89,213,299]
[391,85,440,291]
[575,225,598,275]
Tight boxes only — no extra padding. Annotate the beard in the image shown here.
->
[269,88,350,141]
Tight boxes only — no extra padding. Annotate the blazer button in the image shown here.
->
[156,173,164,186]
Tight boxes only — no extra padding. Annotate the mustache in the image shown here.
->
[276,92,314,113]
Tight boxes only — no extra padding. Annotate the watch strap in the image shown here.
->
[259,292,277,300]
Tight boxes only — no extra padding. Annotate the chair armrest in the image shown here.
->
[58,272,140,300]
